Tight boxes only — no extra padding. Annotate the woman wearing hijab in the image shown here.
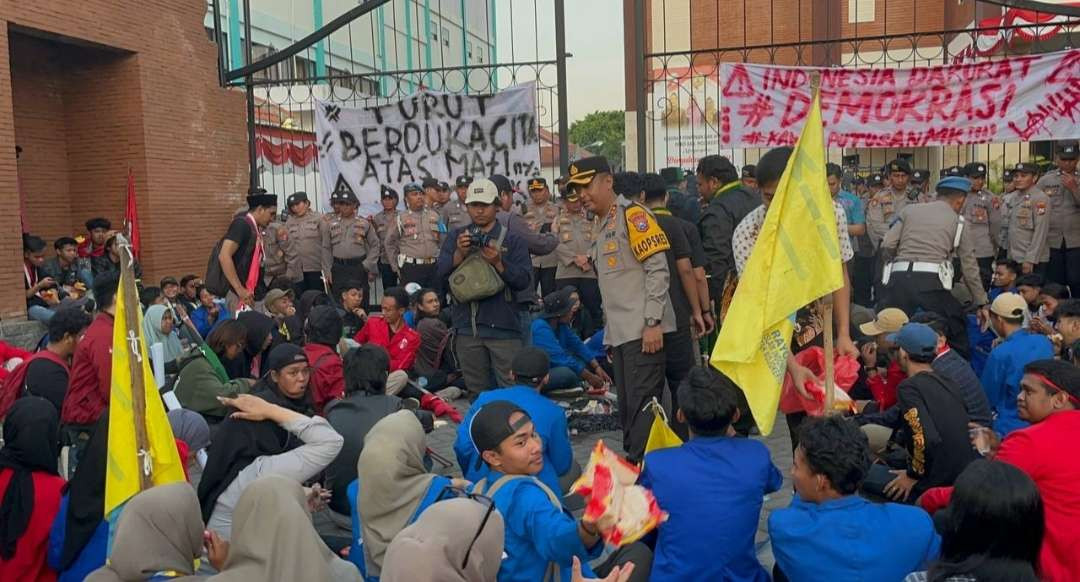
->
[203,475,360,581]
[199,349,343,541]
[48,414,109,582]
[357,410,454,578]
[84,483,204,582]
[167,409,211,484]
[173,321,254,427]
[0,397,63,581]
[382,497,504,582]
[143,304,185,372]
[303,305,346,415]
[235,312,273,379]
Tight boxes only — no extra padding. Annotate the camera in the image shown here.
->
[467,225,491,249]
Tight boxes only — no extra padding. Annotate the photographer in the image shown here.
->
[435,178,532,396]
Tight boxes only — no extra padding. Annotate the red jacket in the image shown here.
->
[303,343,344,415]
[60,313,113,425]
[0,341,31,382]
[867,360,905,410]
[0,469,63,582]
[354,316,420,372]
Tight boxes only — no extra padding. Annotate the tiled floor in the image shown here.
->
[426,402,795,571]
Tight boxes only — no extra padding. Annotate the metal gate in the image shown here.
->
[208,0,570,211]
[633,0,1080,184]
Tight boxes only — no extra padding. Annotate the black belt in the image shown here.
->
[332,256,365,266]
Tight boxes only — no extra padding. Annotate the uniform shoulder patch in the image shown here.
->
[625,204,670,262]
[1036,201,1048,215]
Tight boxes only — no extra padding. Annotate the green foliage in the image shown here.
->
[569,110,625,168]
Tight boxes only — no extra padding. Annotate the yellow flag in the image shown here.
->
[709,90,843,435]
[644,399,682,455]
[105,266,185,516]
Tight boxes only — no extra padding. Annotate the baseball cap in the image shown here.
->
[512,347,551,381]
[489,174,512,194]
[287,191,309,207]
[887,322,938,359]
[465,179,500,205]
[1057,140,1079,160]
[265,343,308,374]
[859,307,909,336]
[263,288,294,312]
[741,164,756,179]
[541,288,575,319]
[470,401,531,454]
[990,292,1028,320]
[1013,162,1039,175]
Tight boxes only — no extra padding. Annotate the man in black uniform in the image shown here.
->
[696,154,761,305]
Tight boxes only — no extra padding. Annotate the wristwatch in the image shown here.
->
[645,318,661,327]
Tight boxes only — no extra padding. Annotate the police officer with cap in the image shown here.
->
[910,169,929,201]
[553,185,603,331]
[386,182,444,288]
[570,155,675,463]
[523,177,560,298]
[879,176,989,359]
[867,173,884,198]
[284,191,330,294]
[1036,140,1080,290]
[440,175,472,234]
[422,177,442,210]
[741,164,758,191]
[1008,162,1051,274]
[372,185,400,290]
[867,159,915,248]
[262,205,296,290]
[961,162,1001,288]
[323,181,381,304]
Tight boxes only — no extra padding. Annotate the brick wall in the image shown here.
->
[0,0,249,318]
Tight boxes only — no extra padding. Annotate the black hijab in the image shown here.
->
[0,397,59,559]
[196,416,296,523]
[285,290,330,338]
[237,311,274,376]
[59,412,108,568]
[250,375,314,416]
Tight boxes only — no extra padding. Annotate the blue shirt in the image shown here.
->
[584,328,606,361]
[980,328,1054,436]
[835,190,865,225]
[455,386,573,495]
[49,494,109,582]
[769,495,940,582]
[530,319,593,374]
[638,436,783,582]
[474,472,601,582]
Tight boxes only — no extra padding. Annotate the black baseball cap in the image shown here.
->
[541,288,575,318]
[741,164,756,179]
[265,343,309,374]
[489,174,512,194]
[470,401,531,454]
[512,347,551,381]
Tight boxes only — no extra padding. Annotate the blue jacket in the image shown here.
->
[455,386,574,495]
[530,319,593,374]
[190,300,230,338]
[639,436,782,582]
[473,472,601,582]
[435,222,532,337]
[48,494,109,582]
[769,495,940,582]
[980,329,1053,436]
[584,328,606,361]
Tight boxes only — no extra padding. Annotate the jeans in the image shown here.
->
[546,366,583,391]
[27,305,55,323]
[518,308,534,346]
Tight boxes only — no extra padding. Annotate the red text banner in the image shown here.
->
[719,50,1080,148]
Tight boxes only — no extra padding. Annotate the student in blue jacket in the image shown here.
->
[455,347,574,495]
[769,416,940,582]
[530,288,612,392]
[468,401,650,582]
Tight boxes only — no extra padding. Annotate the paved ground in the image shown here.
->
[426,400,795,571]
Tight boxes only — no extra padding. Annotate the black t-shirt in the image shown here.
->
[224,216,257,284]
[24,357,69,414]
[656,213,693,329]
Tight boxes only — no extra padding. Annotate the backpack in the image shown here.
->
[474,474,564,582]
[0,350,70,420]
[205,218,258,298]
[449,226,509,304]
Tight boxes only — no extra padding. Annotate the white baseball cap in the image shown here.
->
[465,179,500,205]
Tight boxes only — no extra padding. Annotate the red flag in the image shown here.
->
[124,169,140,259]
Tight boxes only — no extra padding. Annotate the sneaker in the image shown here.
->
[435,386,464,401]
[401,397,421,411]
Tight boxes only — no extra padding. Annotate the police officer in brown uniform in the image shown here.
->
[422,177,442,210]
[962,162,1002,288]
[284,191,329,294]
[522,177,560,298]
[554,187,602,328]
[386,182,444,288]
[371,185,400,291]
[879,176,989,358]
[572,155,675,463]
[323,185,380,303]
[1036,140,1080,290]
[262,213,296,290]
[1007,162,1051,275]
[867,160,916,299]
[440,175,471,233]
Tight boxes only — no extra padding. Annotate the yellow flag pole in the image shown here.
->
[116,233,153,492]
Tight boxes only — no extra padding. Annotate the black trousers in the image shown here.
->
[399,262,437,290]
[612,339,666,464]
[878,270,971,359]
[977,256,994,291]
[850,254,875,307]
[532,266,557,300]
[664,327,697,440]
[378,262,398,291]
[1047,243,1080,293]
[294,271,325,296]
[330,259,368,309]
[554,277,603,328]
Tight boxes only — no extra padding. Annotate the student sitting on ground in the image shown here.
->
[354,287,420,374]
[909,312,993,428]
[769,416,939,582]
[173,320,254,426]
[190,285,231,340]
[0,306,91,416]
[455,348,574,495]
[336,279,368,338]
[262,287,299,350]
[404,287,452,329]
[530,288,611,394]
[981,293,1054,436]
[639,366,782,582]
[302,305,346,415]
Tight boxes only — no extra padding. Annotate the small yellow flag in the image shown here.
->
[644,399,682,456]
[104,266,185,516]
[709,90,843,435]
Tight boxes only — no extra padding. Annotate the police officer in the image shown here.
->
[1007,162,1051,275]
[1036,140,1080,290]
[962,162,1002,288]
[866,173,884,199]
[553,187,603,330]
[571,155,675,463]
[879,176,989,359]
[262,212,296,290]
[441,175,471,233]
[284,191,329,294]
[371,185,400,291]
[998,169,1018,258]
[910,169,929,201]
[323,185,380,304]
[867,160,915,299]
[522,177,560,298]
[422,177,442,210]
[386,182,443,288]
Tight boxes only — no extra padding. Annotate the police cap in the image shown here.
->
[887,159,912,175]
[963,162,987,178]
[567,156,612,187]
[943,166,965,178]
[1058,140,1079,160]
[527,177,548,191]
[869,174,884,186]
[380,185,399,200]
[742,164,756,179]
[403,182,423,194]
[455,175,473,188]
[1013,162,1040,175]
[421,177,440,190]
[286,191,309,207]
[910,169,927,184]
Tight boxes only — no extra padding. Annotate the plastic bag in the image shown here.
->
[570,441,666,547]
[644,398,682,455]
[779,347,860,416]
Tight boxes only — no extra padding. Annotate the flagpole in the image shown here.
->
[116,233,153,491]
